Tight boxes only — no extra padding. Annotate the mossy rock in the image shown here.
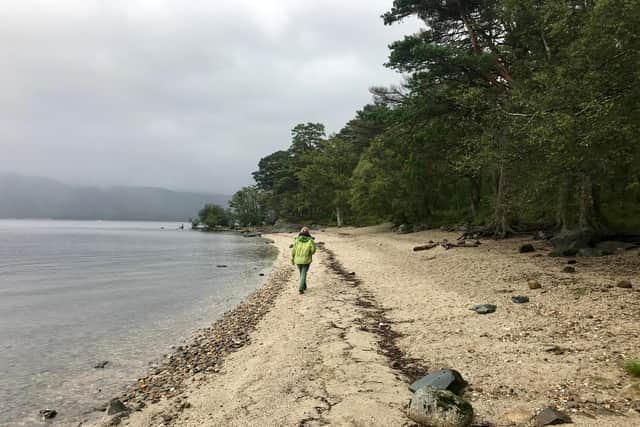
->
[408,386,473,427]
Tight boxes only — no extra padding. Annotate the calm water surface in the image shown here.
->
[0,220,277,426]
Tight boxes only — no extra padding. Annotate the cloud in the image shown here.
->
[0,0,418,193]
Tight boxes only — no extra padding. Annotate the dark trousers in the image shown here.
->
[297,264,310,291]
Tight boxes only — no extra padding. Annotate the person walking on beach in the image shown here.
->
[291,227,316,294]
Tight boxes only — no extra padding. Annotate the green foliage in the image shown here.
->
[350,138,398,223]
[252,150,295,193]
[229,186,266,227]
[196,203,228,229]
[252,150,298,220]
[243,0,640,232]
[251,104,391,224]
[624,359,640,377]
[291,123,325,155]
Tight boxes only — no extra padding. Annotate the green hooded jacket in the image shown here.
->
[291,235,316,265]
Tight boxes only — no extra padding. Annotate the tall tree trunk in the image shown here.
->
[336,206,343,228]
[556,176,572,231]
[469,175,481,219]
[493,165,513,238]
[579,174,602,231]
[457,4,511,89]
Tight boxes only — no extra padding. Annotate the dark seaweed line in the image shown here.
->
[318,244,428,383]
[318,244,496,427]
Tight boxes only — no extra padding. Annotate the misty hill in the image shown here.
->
[0,173,230,221]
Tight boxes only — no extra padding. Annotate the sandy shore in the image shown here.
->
[92,226,639,426]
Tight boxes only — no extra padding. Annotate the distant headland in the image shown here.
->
[0,172,230,222]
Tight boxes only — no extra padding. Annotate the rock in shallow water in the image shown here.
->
[106,398,128,415]
[407,386,473,427]
[409,369,467,394]
[39,409,57,420]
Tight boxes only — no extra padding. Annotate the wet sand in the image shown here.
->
[90,226,640,427]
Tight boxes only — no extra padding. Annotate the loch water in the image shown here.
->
[0,220,277,426]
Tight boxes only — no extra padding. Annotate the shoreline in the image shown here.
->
[0,221,280,427]
[87,227,639,426]
[82,238,290,426]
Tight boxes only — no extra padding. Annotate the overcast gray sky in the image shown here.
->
[1,0,418,194]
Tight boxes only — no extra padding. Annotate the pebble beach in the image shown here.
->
[86,226,640,427]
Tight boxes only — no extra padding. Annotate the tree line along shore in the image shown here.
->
[194,1,639,248]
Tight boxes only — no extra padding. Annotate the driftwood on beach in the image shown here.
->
[413,239,480,251]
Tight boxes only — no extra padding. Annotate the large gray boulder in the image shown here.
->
[550,229,599,257]
[595,240,637,254]
[409,369,467,394]
[271,219,302,233]
[397,224,411,234]
[407,386,473,427]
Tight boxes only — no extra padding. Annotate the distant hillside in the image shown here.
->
[0,173,230,221]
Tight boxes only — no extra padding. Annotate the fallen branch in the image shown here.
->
[413,239,480,251]
[413,243,439,251]
[457,226,487,241]
[457,224,534,241]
